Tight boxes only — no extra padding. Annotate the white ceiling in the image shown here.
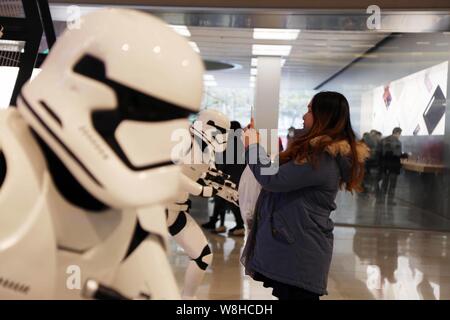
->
[40,3,450,91]
[190,26,389,90]
[45,3,393,91]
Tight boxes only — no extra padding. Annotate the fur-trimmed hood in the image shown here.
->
[310,135,370,163]
[309,135,370,183]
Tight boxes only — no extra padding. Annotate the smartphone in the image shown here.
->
[423,85,446,135]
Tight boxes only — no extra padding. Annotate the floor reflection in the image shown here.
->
[332,191,450,231]
[328,227,449,299]
[169,222,450,300]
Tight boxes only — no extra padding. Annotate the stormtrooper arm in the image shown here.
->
[181,173,215,198]
[195,178,216,197]
[202,167,231,184]
[199,167,239,206]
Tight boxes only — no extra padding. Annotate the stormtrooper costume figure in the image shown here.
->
[167,109,230,299]
[0,9,204,299]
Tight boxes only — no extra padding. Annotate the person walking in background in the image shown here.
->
[241,91,369,300]
[378,127,404,205]
[202,121,246,236]
[361,130,382,195]
[371,130,383,194]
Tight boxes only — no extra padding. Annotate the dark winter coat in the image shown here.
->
[243,136,369,295]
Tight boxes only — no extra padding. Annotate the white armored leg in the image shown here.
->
[111,233,181,299]
[167,209,213,299]
[110,206,180,300]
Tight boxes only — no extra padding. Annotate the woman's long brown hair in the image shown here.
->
[279,91,365,192]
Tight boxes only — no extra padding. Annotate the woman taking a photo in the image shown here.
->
[241,91,369,300]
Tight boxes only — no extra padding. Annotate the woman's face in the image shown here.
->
[303,102,314,130]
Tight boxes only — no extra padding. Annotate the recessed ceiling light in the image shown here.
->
[189,41,200,53]
[251,57,286,67]
[252,44,292,56]
[170,25,191,37]
[204,80,217,87]
[253,28,300,40]
[350,44,373,48]
[203,74,215,81]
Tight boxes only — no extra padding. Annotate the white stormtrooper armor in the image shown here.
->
[0,8,204,299]
[167,109,230,299]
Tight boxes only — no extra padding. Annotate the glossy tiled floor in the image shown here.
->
[169,199,450,300]
[332,192,450,232]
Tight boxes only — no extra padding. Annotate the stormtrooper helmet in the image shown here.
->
[17,8,204,208]
[190,109,230,153]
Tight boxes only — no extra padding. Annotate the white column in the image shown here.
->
[254,56,281,155]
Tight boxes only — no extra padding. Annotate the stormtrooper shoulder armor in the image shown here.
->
[0,109,57,299]
[0,109,48,211]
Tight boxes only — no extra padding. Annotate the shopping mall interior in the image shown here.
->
[1,0,450,300]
